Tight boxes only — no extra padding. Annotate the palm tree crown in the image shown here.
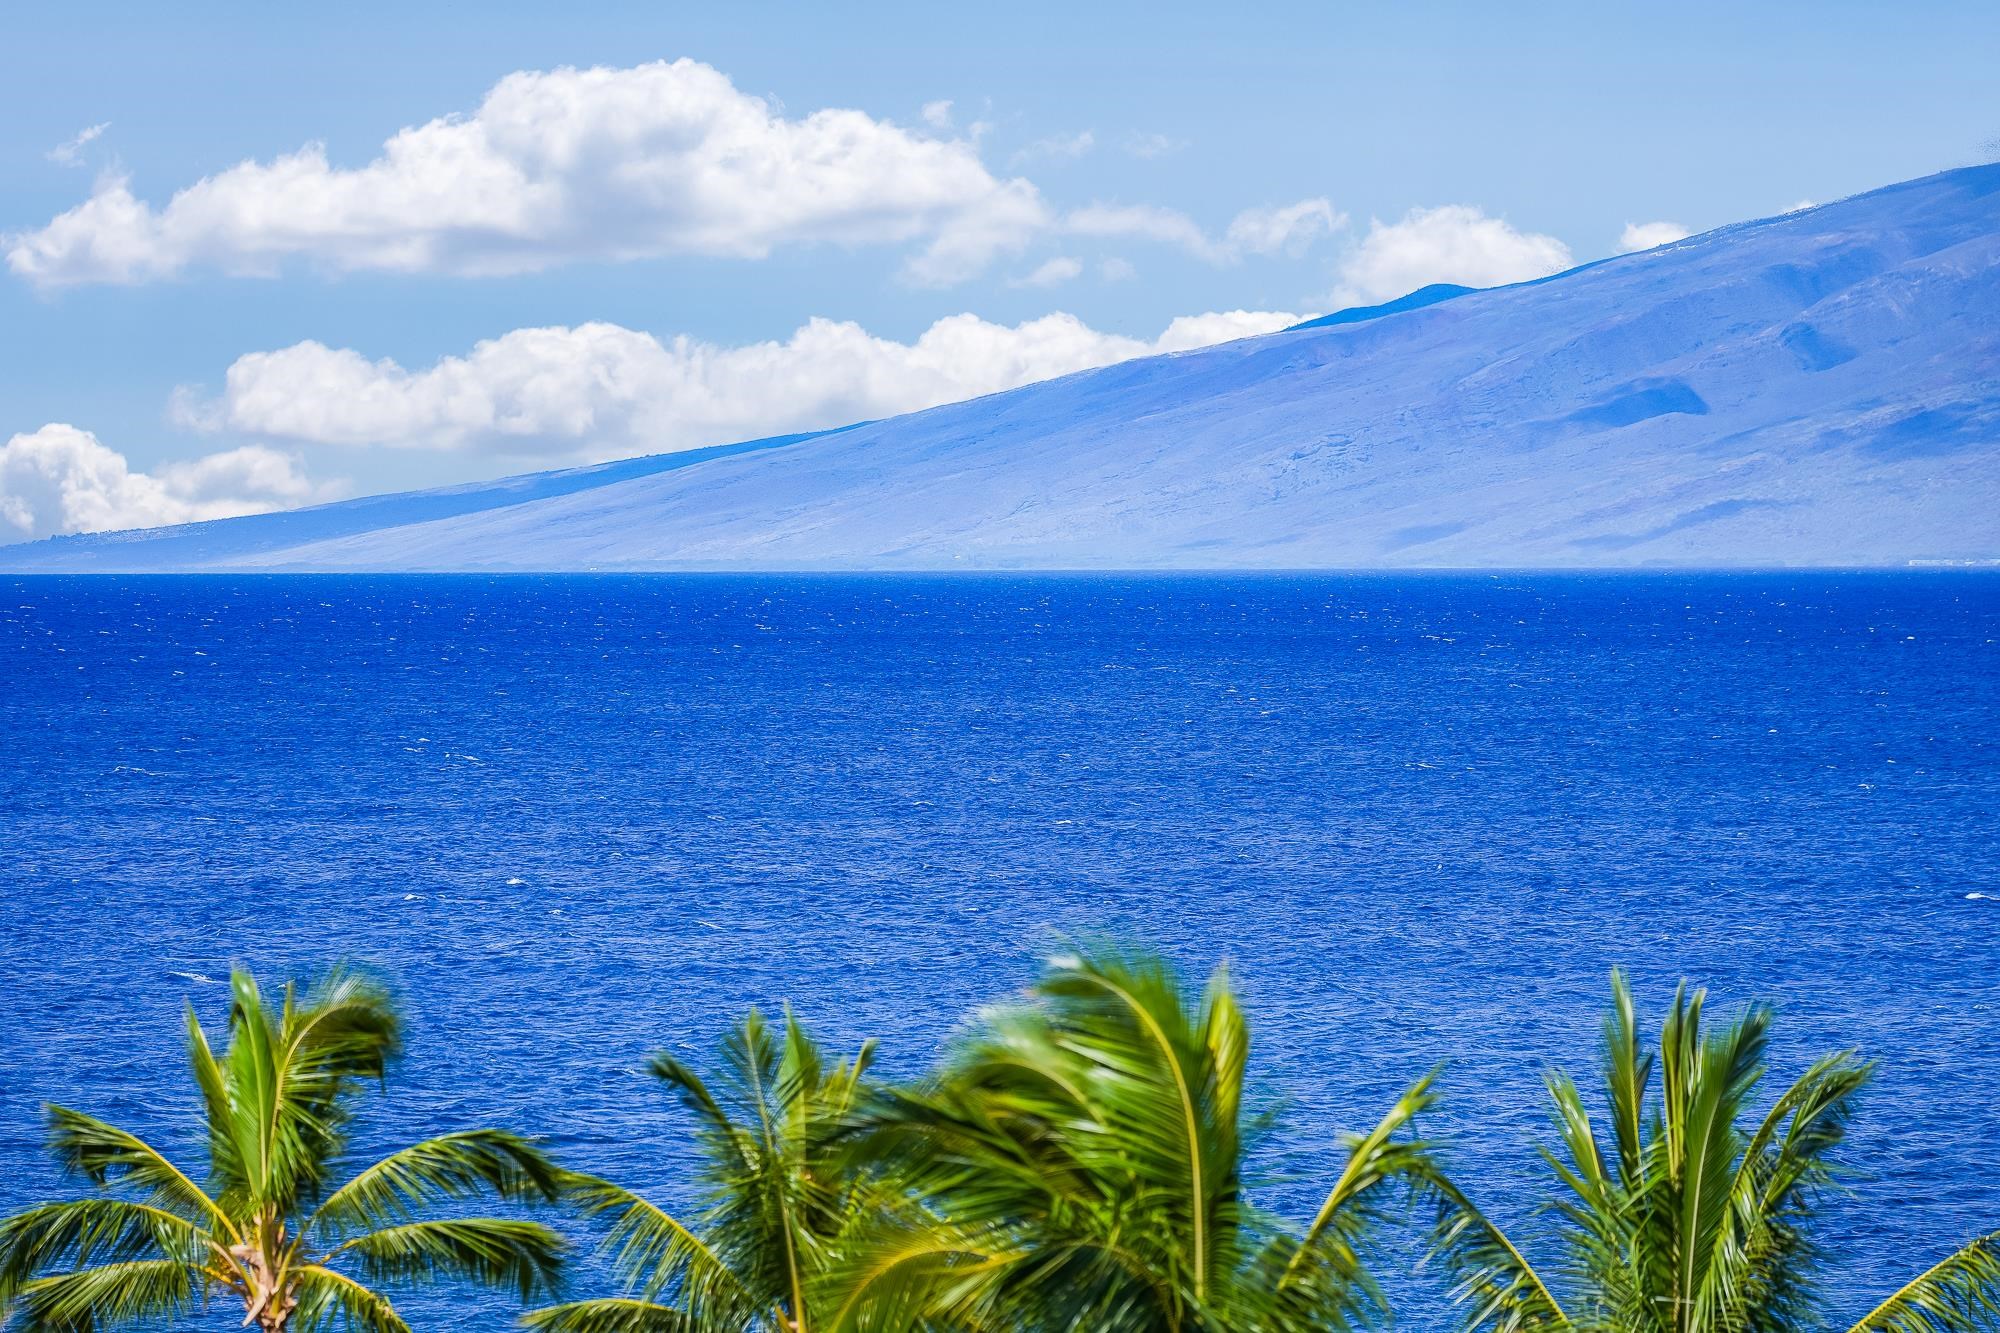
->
[527,1007,887,1333]
[830,945,1439,1333]
[1428,969,2000,1333]
[0,968,567,1332]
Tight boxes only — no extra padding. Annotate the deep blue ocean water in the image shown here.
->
[1,572,1995,1330]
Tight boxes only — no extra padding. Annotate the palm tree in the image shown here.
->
[526,1008,892,1333]
[0,968,567,1332]
[1426,970,2000,1333]
[825,945,1440,1333]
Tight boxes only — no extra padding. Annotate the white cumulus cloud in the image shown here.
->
[1014,256,1084,287]
[0,424,329,541]
[47,122,109,167]
[1151,310,1305,353]
[1122,132,1184,159]
[1014,130,1095,164]
[1328,205,1572,307]
[1065,197,1339,263]
[6,59,1049,288]
[1226,198,1344,257]
[1066,203,1223,260]
[1618,220,1692,252]
[179,308,1303,460]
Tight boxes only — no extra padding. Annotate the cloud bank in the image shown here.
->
[1619,220,1693,252]
[7,59,1048,288]
[6,51,1588,314]
[1330,205,1572,306]
[0,425,328,540]
[1063,197,1341,263]
[179,309,1303,459]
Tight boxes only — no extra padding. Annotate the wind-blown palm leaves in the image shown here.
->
[1425,969,2000,1333]
[0,968,566,1332]
[525,1008,891,1333]
[829,945,1439,1333]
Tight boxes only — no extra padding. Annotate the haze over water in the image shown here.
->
[1,572,1994,1328]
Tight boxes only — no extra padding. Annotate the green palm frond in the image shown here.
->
[817,1213,1018,1333]
[1042,947,1228,1284]
[333,1218,567,1300]
[716,1008,815,1324]
[308,1131,563,1238]
[187,1001,245,1196]
[1722,1051,1872,1333]
[1534,1068,1635,1331]
[216,968,289,1205]
[837,943,1439,1333]
[543,999,947,1331]
[206,968,400,1212]
[0,1198,215,1300]
[556,1172,744,1309]
[1601,971,1654,1189]
[1253,1070,1442,1331]
[1427,970,2000,1333]
[1422,1172,1570,1333]
[541,1007,891,1333]
[1290,1069,1441,1265]
[292,1263,414,1333]
[1737,1051,1871,1196]
[983,944,1236,1323]
[1673,993,1770,1332]
[773,1007,826,1124]
[6,1258,193,1331]
[857,999,1179,1324]
[6,964,563,1332]
[279,970,404,1097]
[643,1055,750,1178]
[1846,1231,2000,1333]
[522,1297,692,1332]
[40,1106,231,1235]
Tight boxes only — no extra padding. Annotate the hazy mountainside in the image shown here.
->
[7,165,1998,571]
[0,428,852,572]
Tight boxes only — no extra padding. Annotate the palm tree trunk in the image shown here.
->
[232,1236,298,1331]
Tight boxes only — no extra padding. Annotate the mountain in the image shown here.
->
[1285,282,1474,331]
[6,165,1998,572]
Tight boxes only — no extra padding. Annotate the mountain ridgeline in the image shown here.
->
[7,165,1998,571]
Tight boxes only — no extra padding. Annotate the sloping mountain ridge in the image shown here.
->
[6,164,1998,571]
[1,426,856,572]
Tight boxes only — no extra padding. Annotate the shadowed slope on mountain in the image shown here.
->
[1286,282,1474,330]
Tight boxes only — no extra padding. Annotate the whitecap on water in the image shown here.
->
[171,970,216,985]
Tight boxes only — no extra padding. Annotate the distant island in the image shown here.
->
[3,165,1995,573]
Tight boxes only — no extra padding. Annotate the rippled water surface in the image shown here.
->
[1,573,1995,1328]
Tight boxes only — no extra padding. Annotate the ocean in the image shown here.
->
[1,572,1995,1328]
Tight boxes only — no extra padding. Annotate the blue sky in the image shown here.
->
[2,0,1996,540]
